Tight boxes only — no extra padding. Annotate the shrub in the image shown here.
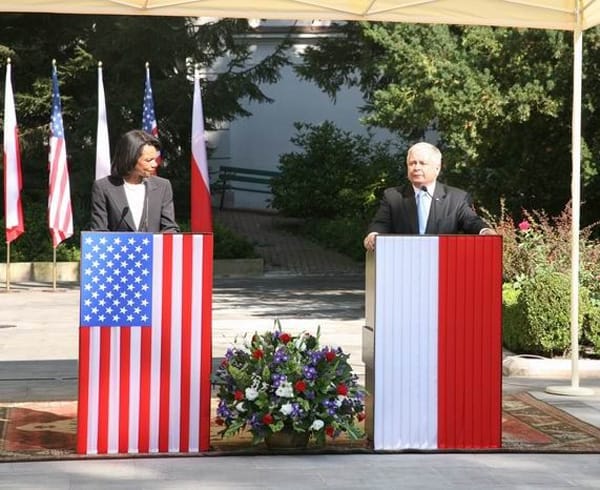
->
[1,211,257,262]
[488,201,600,356]
[271,121,402,220]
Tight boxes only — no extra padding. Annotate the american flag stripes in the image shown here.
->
[48,63,73,248]
[190,70,213,233]
[77,232,213,455]
[3,59,24,243]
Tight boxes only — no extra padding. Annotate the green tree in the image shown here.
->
[0,14,290,254]
[296,23,598,224]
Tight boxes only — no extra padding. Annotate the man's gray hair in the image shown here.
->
[406,142,442,166]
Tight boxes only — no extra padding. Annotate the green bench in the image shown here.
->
[218,165,280,209]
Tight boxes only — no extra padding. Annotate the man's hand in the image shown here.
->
[363,232,378,252]
[479,228,498,236]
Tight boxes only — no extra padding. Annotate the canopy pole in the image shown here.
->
[546,24,594,397]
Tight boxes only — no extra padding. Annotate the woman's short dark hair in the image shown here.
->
[111,130,161,177]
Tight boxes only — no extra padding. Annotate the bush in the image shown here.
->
[487,200,600,356]
[0,201,80,262]
[1,211,257,262]
[271,121,402,220]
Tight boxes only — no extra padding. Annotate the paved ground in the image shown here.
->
[1,210,600,488]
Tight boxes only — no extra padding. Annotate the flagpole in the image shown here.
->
[53,246,57,290]
[5,242,10,291]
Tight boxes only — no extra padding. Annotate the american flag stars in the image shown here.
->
[80,232,153,327]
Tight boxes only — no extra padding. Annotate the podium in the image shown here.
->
[363,235,503,450]
[77,232,213,455]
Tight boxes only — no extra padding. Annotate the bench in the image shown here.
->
[217,165,280,209]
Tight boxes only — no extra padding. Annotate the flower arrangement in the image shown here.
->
[212,321,366,446]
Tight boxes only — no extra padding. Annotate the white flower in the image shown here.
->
[245,387,259,401]
[275,381,294,398]
[235,402,246,412]
[294,337,306,351]
[335,395,345,406]
[280,403,294,416]
[309,419,324,431]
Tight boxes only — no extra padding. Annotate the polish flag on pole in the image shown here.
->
[371,235,503,450]
[190,68,212,232]
[95,62,110,180]
[3,59,24,243]
[48,61,73,248]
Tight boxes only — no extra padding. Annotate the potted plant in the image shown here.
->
[212,321,366,448]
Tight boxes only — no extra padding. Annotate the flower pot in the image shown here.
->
[264,430,309,450]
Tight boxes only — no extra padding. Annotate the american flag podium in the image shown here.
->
[363,235,503,450]
[77,232,213,455]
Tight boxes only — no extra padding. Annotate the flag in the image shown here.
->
[77,231,213,455]
[371,235,503,450]
[48,63,73,248]
[95,62,110,180]
[190,71,212,232]
[142,63,162,167]
[3,60,24,243]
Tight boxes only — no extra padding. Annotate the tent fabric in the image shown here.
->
[1,1,599,32]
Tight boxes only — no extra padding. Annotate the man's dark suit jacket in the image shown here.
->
[90,175,180,232]
[368,182,489,235]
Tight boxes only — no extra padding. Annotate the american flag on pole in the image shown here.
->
[48,62,73,248]
[190,70,212,232]
[3,59,24,243]
[95,62,110,180]
[77,232,213,455]
[142,63,162,167]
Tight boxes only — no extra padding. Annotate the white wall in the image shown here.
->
[208,25,393,210]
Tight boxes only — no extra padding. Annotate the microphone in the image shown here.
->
[420,185,437,201]
[143,178,149,232]
[117,206,130,230]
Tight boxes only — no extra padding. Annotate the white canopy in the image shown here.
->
[0,1,598,31]
[3,0,595,393]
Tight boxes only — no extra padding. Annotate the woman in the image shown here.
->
[90,130,179,232]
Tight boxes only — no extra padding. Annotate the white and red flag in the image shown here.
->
[77,232,213,455]
[48,63,73,248]
[95,62,110,180]
[190,70,212,232]
[3,60,24,243]
[371,235,503,450]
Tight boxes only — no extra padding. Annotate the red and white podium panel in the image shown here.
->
[77,232,213,455]
[363,235,503,450]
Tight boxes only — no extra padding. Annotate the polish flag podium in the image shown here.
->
[77,231,213,455]
[363,234,503,450]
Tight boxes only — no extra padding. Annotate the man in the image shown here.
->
[363,142,495,251]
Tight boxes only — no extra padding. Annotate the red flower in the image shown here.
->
[336,384,348,396]
[252,349,264,360]
[279,333,292,344]
[357,412,366,422]
[325,351,336,362]
[215,417,224,426]
[220,358,229,367]
[234,390,244,401]
[518,220,530,232]
[294,380,307,393]
[325,426,335,437]
[262,413,274,425]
